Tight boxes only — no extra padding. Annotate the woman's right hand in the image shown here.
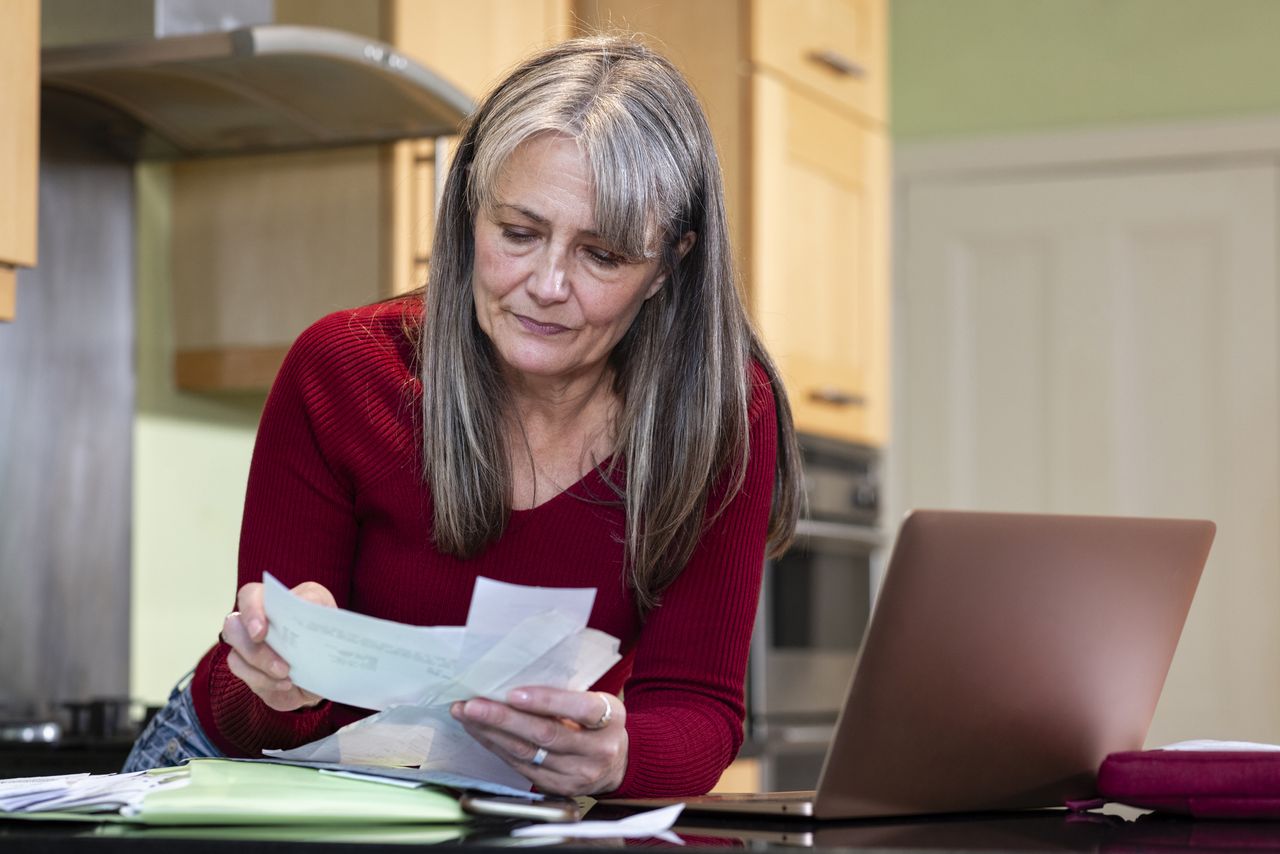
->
[220,580,337,712]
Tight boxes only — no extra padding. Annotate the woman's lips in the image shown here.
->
[515,314,569,335]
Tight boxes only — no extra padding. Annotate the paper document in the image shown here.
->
[1162,739,1280,752]
[262,573,463,710]
[0,769,184,816]
[511,803,686,840]
[261,574,622,789]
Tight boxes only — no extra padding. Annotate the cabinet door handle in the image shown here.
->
[805,49,867,79]
[808,387,866,407]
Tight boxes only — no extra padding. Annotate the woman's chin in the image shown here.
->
[498,351,577,382]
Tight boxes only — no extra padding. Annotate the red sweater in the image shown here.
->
[190,297,777,797]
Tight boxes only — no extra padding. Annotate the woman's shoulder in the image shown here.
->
[747,358,778,427]
[283,297,422,386]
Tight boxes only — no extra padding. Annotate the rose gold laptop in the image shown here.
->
[607,510,1214,819]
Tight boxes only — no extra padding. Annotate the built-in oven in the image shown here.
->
[747,435,882,791]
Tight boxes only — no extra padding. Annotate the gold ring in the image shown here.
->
[587,692,613,730]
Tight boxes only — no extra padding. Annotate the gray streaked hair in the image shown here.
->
[421,34,801,613]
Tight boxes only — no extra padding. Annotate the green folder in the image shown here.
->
[4,759,466,826]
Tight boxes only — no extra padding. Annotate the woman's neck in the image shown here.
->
[504,366,621,510]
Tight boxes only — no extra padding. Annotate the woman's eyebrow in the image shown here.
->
[495,203,603,239]
[496,202,547,224]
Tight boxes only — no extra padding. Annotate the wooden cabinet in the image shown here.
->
[750,0,886,123]
[752,73,888,445]
[0,1,40,321]
[577,0,890,445]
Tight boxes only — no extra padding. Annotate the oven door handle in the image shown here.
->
[793,519,883,548]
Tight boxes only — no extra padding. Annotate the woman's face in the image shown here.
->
[472,133,669,391]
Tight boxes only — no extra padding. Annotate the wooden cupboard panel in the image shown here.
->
[389,0,571,100]
[275,0,383,37]
[750,0,885,124]
[173,347,293,392]
[711,757,761,793]
[752,74,887,445]
[0,266,15,321]
[171,147,388,358]
[389,137,440,295]
[0,0,39,268]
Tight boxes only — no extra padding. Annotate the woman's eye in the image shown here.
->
[501,228,536,244]
[586,247,625,268]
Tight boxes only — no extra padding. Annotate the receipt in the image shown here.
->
[262,573,462,710]
[511,803,686,840]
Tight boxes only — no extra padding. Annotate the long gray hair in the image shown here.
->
[421,35,801,613]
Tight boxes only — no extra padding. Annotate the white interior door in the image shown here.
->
[896,163,1280,745]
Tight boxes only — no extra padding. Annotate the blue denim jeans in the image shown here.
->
[122,672,224,772]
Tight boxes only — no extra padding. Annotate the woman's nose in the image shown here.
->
[527,250,570,304]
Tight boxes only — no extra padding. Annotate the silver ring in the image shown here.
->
[587,692,613,730]
[530,746,548,767]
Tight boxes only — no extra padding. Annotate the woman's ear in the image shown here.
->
[675,230,697,261]
[646,231,699,299]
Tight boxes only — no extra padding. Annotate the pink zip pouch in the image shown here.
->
[1099,744,1280,819]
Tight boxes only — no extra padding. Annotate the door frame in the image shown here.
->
[896,114,1280,180]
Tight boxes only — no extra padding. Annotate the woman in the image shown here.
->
[125,34,801,798]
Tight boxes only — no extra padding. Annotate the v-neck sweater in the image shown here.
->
[189,297,778,798]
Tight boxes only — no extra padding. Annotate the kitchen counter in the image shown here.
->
[0,805,1269,852]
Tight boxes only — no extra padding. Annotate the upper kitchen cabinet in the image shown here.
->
[168,0,569,390]
[576,0,890,445]
[0,1,40,321]
[753,73,888,446]
[750,0,886,124]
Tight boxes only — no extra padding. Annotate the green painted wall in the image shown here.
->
[891,0,1280,140]
[130,164,265,703]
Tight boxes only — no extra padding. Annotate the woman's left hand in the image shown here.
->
[450,688,627,796]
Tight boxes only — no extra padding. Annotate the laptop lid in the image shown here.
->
[605,510,1213,820]
[812,509,1213,818]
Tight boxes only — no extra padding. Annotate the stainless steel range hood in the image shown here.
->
[41,25,473,160]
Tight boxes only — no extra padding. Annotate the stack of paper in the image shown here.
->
[0,770,178,816]
[259,575,622,791]
[0,760,464,825]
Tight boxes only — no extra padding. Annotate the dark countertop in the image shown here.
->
[2,805,1274,853]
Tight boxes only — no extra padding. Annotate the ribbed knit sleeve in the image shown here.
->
[191,304,420,756]
[610,366,778,797]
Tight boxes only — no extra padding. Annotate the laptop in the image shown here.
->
[606,509,1214,819]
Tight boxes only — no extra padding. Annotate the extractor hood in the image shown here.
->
[41,25,473,160]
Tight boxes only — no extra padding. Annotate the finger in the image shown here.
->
[453,715,541,769]
[453,708,619,796]
[453,715,583,795]
[221,611,291,680]
[507,687,624,730]
[226,648,294,696]
[453,698,579,753]
[295,686,324,707]
[235,582,268,641]
[291,580,337,609]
